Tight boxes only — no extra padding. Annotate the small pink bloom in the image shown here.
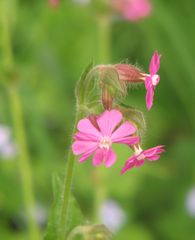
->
[121,145,165,174]
[49,0,60,7]
[113,0,152,22]
[145,51,161,110]
[72,110,139,168]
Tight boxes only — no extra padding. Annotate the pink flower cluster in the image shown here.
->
[72,110,164,174]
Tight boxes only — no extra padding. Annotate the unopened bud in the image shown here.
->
[115,64,144,83]
[88,114,100,131]
[101,87,113,110]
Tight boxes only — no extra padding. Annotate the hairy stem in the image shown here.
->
[59,112,81,239]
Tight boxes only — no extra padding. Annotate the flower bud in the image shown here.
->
[114,64,144,83]
[88,114,100,131]
[101,87,113,110]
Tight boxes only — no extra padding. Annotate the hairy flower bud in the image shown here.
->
[115,64,144,83]
[101,87,113,110]
[88,114,100,131]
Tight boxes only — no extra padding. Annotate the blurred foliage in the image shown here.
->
[0,0,195,239]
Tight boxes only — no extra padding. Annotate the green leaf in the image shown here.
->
[44,173,85,240]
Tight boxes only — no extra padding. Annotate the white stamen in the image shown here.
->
[151,74,159,86]
[99,136,112,150]
[134,145,145,160]
[137,153,145,161]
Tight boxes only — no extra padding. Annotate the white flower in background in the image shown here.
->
[34,205,47,227]
[0,125,10,146]
[0,125,17,160]
[100,199,127,233]
[21,205,47,227]
[186,187,195,217]
[72,0,90,5]
[1,143,17,158]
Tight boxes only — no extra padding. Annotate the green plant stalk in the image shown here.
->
[59,111,81,240]
[0,1,40,239]
[8,86,40,240]
[98,15,111,64]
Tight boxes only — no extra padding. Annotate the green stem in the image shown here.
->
[0,1,40,239]
[97,14,111,64]
[59,112,81,240]
[93,167,106,222]
[8,86,40,240]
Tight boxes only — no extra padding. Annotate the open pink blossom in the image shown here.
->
[121,145,165,174]
[145,51,161,110]
[72,110,139,168]
[113,0,152,22]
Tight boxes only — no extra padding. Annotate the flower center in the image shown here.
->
[151,74,159,86]
[134,145,145,161]
[99,136,112,150]
[137,153,145,160]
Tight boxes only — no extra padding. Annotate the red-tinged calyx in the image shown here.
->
[115,64,145,83]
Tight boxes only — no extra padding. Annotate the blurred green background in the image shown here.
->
[0,0,195,239]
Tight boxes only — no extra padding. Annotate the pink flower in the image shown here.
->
[113,0,152,22]
[145,51,161,110]
[49,0,60,7]
[121,145,165,174]
[72,110,139,168]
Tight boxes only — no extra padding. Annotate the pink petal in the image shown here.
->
[149,51,161,75]
[147,155,160,161]
[92,148,105,166]
[74,132,98,142]
[72,140,98,155]
[144,145,165,156]
[79,146,97,162]
[112,136,140,145]
[123,0,152,22]
[77,119,101,139]
[146,85,154,110]
[135,159,145,167]
[121,156,136,174]
[97,110,123,136]
[111,122,137,142]
[145,76,152,90]
[105,148,116,168]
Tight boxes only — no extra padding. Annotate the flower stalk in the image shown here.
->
[59,112,82,239]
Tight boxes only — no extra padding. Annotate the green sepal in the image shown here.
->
[76,63,128,116]
[99,66,127,101]
[118,103,146,135]
[67,224,113,240]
